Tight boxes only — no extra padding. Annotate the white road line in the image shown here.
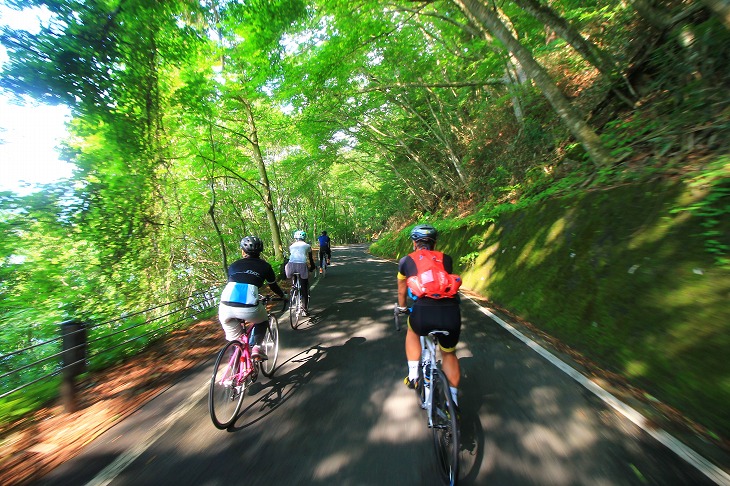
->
[467,296,730,486]
[86,294,298,486]
[85,380,209,486]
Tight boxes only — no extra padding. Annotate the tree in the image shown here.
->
[451,0,614,167]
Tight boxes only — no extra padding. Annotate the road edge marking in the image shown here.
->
[85,380,209,486]
[466,296,730,486]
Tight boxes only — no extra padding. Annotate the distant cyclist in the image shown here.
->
[397,224,462,408]
[218,236,285,359]
[318,230,331,272]
[285,230,316,315]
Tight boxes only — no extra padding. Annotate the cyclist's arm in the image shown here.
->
[397,273,408,308]
[307,249,316,270]
[268,281,285,299]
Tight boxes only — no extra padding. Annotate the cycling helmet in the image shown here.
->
[321,231,327,236]
[239,236,264,256]
[293,230,306,240]
[410,224,438,242]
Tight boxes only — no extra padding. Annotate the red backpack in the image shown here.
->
[406,249,462,299]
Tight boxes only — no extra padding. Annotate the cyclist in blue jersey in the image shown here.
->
[285,230,316,315]
[318,231,331,272]
[218,236,285,359]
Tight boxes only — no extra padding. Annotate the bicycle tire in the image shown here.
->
[260,314,279,377]
[289,282,301,329]
[431,368,459,485]
[209,341,247,429]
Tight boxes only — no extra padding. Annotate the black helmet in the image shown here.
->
[321,231,327,236]
[239,236,264,256]
[410,224,437,242]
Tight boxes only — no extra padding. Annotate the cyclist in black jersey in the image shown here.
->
[218,236,285,359]
[397,224,462,408]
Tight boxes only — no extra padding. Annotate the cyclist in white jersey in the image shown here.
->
[285,230,315,315]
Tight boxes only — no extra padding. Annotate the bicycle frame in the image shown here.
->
[219,325,257,388]
[289,273,305,329]
[394,302,442,421]
[394,302,459,485]
[221,294,284,385]
[420,334,440,427]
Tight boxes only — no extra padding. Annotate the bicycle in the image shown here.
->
[209,294,283,429]
[289,272,304,329]
[394,303,460,485]
[318,247,328,277]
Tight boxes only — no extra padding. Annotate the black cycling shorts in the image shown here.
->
[408,300,461,351]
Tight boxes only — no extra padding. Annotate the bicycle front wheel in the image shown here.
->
[431,368,459,485]
[260,314,279,377]
[289,288,301,329]
[209,341,246,429]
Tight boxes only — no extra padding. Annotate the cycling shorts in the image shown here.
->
[285,261,310,280]
[218,302,267,341]
[408,299,461,352]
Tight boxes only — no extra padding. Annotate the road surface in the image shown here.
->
[36,244,724,485]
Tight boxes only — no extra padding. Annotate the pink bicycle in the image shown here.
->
[209,295,283,429]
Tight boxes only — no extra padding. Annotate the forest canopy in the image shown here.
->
[1,0,728,342]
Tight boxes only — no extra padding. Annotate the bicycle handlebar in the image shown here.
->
[259,294,287,313]
[394,302,410,332]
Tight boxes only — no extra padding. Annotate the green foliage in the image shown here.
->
[459,251,480,268]
[669,157,730,267]
[0,296,216,427]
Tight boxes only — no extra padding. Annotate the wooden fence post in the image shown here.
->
[60,319,87,413]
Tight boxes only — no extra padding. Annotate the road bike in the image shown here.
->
[395,303,460,485]
[289,272,304,329]
[209,295,283,429]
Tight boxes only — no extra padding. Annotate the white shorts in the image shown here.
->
[218,303,268,341]
[285,261,310,280]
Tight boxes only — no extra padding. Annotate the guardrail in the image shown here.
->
[0,288,219,413]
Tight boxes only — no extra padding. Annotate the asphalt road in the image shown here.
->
[35,244,723,486]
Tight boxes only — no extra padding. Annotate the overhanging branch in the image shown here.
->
[355,79,505,93]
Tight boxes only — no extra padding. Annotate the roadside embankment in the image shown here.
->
[371,178,730,446]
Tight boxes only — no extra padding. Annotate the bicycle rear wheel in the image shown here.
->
[289,284,301,329]
[209,341,246,429]
[431,368,459,485]
[260,314,279,377]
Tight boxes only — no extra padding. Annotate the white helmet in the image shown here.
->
[293,230,306,240]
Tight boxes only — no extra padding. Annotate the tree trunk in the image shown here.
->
[700,0,730,30]
[238,96,285,261]
[629,0,672,30]
[451,0,614,168]
[512,0,618,76]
